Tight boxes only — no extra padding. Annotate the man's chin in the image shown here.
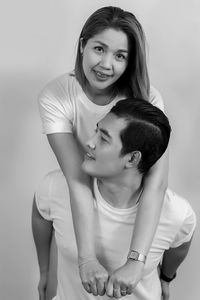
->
[81,161,95,177]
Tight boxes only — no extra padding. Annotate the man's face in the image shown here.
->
[82,113,130,179]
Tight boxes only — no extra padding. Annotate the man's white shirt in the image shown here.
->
[35,169,196,300]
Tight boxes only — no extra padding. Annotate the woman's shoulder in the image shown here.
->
[41,71,76,94]
[149,85,164,112]
[38,72,79,105]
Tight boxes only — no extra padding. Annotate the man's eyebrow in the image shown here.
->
[93,40,128,53]
[97,123,112,139]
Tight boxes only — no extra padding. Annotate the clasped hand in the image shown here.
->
[79,259,144,298]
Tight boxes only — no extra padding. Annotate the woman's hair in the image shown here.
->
[74,6,150,100]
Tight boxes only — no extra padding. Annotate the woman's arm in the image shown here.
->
[106,149,169,297]
[47,132,95,259]
[47,132,108,296]
[130,148,169,254]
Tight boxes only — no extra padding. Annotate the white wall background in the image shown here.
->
[0,0,199,299]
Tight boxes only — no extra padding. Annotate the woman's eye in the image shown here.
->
[94,46,103,53]
[116,53,126,61]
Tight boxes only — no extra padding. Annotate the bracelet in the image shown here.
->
[160,269,177,282]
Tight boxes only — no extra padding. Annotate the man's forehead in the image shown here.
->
[98,113,127,135]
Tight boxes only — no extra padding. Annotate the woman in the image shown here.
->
[38,6,168,298]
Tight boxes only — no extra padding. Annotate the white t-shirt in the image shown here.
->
[38,73,164,150]
[35,169,196,300]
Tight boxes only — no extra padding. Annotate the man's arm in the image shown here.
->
[160,238,193,300]
[161,238,193,279]
[32,196,54,300]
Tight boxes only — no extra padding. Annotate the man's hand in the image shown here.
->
[38,271,48,300]
[79,259,109,296]
[161,279,170,300]
[106,260,144,298]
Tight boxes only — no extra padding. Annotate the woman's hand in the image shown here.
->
[79,259,109,296]
[106,260,144,298]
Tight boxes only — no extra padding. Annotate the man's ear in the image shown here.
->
[125,151,142,168]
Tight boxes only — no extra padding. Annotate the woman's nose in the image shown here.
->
[100,53,112,69]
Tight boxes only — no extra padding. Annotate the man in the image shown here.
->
[32,98,196,300]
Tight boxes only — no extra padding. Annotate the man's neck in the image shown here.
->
[97,172,143,209]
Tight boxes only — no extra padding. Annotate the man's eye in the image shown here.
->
[94,46,103,53]
[100,136,107,143]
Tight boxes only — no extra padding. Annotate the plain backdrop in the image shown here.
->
[0,0,199,299]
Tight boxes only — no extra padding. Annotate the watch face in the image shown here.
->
[130,251,139,260]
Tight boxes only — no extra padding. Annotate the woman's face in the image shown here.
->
[81,28,129,96]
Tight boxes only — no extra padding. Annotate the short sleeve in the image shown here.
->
[38,75,74,134]
[149,86,164,112]
[35,173,54,221]
[170,203,196,248]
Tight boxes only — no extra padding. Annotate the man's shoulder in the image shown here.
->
[163,189,194,225]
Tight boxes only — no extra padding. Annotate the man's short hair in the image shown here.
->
[110,98,171,174]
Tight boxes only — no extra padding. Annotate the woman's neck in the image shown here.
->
[84,83,116,106]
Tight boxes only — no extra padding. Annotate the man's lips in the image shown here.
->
[85,152,95,160]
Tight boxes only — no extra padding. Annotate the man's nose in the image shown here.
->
[86,136,96,150]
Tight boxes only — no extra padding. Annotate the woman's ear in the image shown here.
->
[126,151,142,168]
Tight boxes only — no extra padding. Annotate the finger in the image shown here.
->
[120,283,127,297]
[106,279,114,297]
[113,282,121,298]
[90,281,98,296]
[96,279,106,296]
[82,282,92,294]
[127,284,134,295]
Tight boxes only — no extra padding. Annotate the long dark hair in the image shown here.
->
[74,6,150,100]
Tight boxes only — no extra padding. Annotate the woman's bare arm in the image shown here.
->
[130,148,169,254]
[47,132,108,296]
[47,132,95,260]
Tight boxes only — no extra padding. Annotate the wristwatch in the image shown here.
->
[127,250,146,263]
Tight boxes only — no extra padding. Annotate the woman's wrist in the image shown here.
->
[78,255,97,267]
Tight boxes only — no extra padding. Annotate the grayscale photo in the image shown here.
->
[0,1,199,300]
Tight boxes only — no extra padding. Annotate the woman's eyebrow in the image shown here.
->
[93,40,128,53]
